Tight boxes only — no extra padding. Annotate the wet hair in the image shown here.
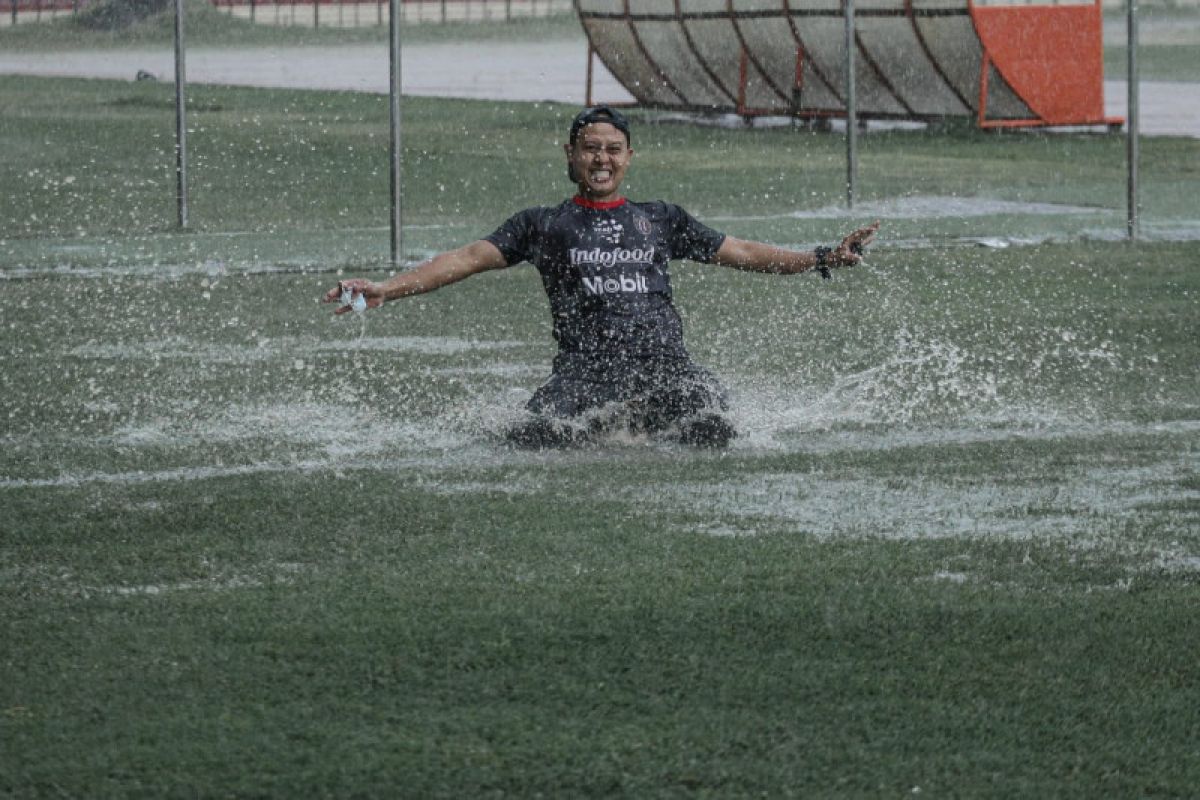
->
[568,105,631,147]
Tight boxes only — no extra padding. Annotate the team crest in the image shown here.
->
[634,215,652,236]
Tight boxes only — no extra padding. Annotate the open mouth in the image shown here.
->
[590,169,613,183]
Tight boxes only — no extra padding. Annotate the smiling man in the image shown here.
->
[325,106,878,448]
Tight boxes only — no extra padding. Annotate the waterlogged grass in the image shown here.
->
[5,473,1198,797]
[2,234,1199,795]
[2,77,1199,265]
[2,79,1199,796]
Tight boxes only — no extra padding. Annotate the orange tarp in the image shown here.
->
[972,3,1109,125]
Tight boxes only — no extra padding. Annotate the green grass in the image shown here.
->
[2,243,1198,796]
[1105,6,1200,82]
[0,0,583,49]
[3,76,1199,268]
[1105,42,1200,82]
[2,78,1199,796]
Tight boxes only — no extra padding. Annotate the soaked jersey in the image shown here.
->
[484,196,726,359]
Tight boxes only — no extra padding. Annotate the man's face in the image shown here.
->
[565,122,633,202]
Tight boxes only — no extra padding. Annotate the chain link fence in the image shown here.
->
[1,0,574,27]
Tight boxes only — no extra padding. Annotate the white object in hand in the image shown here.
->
[340,285,368,312]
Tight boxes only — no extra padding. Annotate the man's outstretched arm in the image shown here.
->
[322,239,509,314]
[712,221,879,275]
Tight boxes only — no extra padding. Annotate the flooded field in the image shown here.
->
[2,78,1197,796]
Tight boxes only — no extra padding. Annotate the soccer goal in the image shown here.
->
[577,0,1120,129]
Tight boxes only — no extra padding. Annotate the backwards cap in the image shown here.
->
[568,105,631,146]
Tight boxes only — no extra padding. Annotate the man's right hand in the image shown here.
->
[322,279,385,315]
[832,220,880,267]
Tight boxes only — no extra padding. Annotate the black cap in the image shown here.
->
[568,105,631,146]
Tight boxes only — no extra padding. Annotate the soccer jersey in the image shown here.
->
[485,196,726,360]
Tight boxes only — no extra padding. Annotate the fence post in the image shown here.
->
[174,0,189,229]
[844,0,857,210]
[390,0,404,265]
[1126,0,1139,241]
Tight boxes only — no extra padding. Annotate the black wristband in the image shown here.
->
[814,246,832,280]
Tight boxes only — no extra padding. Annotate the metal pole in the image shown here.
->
[1126,0,1139,240]
[389,0,404,265]
[174,0,189,229]
[844,0,857,209]
[585,42,595,107]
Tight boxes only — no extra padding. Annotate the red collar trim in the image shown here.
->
[573,195,627,210]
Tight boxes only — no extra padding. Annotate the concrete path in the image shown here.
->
[0,42,633,104]
[2,43,1197,137]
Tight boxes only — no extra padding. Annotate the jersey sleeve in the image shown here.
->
[665,203,726,263]
[483,207,546,266]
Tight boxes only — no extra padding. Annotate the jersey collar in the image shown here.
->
[573,195,627,210]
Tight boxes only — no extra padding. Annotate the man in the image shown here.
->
[324,106,878,448]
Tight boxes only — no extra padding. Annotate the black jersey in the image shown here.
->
[485,196,726,360]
